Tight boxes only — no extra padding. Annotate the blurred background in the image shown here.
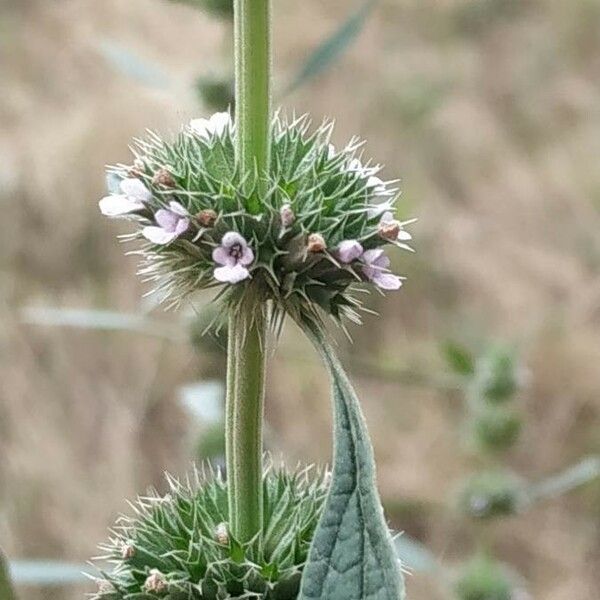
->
[1,0,600,599]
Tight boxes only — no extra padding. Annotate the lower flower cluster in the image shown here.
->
[99,113,414,322]
[93,465,328,600]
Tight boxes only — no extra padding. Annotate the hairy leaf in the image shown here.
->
[298,321,405,600]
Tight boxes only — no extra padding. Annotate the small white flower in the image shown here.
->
[367,175,387,194]
[361,249,403,290]
[189,112,232,139]
[99,178,151,217]
[214,522,229,545]
[212,231,254,283]
[142,201,190,245]
[367,198,395,219]
[280,203,295,228]
[144,569,167,593]
[327,143,336,159]
[347,158,387,193]
[337,240,364,264]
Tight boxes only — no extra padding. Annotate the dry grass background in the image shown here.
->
[1,0,600,598]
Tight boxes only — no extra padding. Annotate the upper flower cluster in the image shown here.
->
[99,112,414,323]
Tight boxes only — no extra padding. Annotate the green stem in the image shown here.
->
[227,0,271,544]
[234,0,272,175]
[226,309,267,541]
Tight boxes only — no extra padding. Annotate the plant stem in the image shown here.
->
[226,309,266,542]
[234,0,272,174]
[227,0,271,542]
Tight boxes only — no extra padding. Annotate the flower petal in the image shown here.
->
[367,176,386,192]
[155,209,179,232]
[99,195,144,216]
[337,240,364,263]
[120,178,151,202]
[238,245,254,266]
[397,229,412,241]
[214,264,250,283]
[210,112,231,136]
[373,272,403,290]
[142,226,178,245]
[361,248,385,266]
[190,118,210,138]
[175,218,190,236]
[221,231,247,249]
[212,246,235,266]
[367,200,394,219]
[380,211,395,224]
[169,201,188,216]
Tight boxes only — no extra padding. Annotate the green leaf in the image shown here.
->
[284,0,377,95]
[0,549,17,600]
[298,320,405,600]
[441,340,475,376]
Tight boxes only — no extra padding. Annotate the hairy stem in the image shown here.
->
[227,0,271,544]
[226,309,266,541]
[234,0,272,175]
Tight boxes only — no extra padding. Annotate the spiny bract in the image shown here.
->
[92,465,328,600]
[99,112,413,328]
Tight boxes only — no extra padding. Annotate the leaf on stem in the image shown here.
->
[298,320,405,600]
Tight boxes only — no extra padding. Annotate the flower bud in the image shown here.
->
[152,168,176,188]
[144,569,167,593]
[214,522,229,545]
[196,208,218,228]
[307,233,326,253]
[378,219,400,241]
[280,203,295,227]
[121,541,136,560]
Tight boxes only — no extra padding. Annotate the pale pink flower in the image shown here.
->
[190,112,231,139]
[361,249,403,290]
[99,178,151,217]
[212,232,254,283]
[337,240,364,263]
[142,201,190,245]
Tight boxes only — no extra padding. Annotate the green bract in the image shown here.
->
[100,113,412,328]
[93,465,328,599]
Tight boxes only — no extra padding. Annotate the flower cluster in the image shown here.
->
[92,465,328,600]
[99,112,414,323]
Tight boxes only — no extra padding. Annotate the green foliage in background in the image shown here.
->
[0,549,17,600]
[457,470,524,520]
[454,555,513,600]
[284,0,377,95]
[169,0,233,20]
